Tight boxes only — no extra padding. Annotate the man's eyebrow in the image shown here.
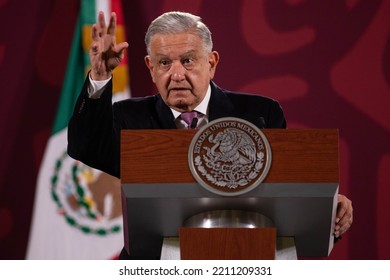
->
[179,50,196,57]
[154,53,169,58]
[154,50,197,58]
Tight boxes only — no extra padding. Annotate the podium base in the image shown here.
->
[161,236,297,260]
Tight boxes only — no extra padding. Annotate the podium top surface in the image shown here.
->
[121,129,339,184]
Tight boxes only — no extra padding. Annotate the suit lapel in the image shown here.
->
[208,82,235,121]
[154,95,177,129]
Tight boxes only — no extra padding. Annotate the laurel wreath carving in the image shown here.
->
[194,151,264,189]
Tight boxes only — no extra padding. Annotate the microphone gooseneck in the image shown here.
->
[258,117,266,129]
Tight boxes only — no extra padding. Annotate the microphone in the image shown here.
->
[190,117,199,129]
[258,117,266,129]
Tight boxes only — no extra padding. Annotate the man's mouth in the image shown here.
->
[169,88,191,94]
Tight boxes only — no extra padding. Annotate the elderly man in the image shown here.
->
[68,11,352,259]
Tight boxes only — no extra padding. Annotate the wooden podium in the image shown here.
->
[120,129,339,259]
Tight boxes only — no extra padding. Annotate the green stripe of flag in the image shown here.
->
[52,14,84,134]
[52,0,96,134]
[81,0,96,24]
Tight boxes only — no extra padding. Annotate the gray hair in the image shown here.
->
[145,11,213,55]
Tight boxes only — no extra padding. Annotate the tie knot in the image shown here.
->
[180,111,198,128]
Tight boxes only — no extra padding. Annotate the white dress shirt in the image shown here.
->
[172,86,210,129]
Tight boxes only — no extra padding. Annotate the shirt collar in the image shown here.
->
[171,84,211,119]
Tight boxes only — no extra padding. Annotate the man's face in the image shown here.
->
[145,32,219,112]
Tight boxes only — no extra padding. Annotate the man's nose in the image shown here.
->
[170,61,186,82]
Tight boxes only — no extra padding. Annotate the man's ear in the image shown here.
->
[144,55,156,83]
[209,51,220,79]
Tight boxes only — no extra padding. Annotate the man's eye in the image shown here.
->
[182,58,193,64]
[160,60,170,66]
[182,58,195,69]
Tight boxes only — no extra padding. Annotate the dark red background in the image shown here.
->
[0,0,389,259]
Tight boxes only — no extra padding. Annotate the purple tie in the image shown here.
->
[180,111,198,128]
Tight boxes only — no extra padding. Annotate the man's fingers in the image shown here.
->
[91,24,99,41]
[334,194,353,237]
[336,202,347,222]
[97,11,107,36]
[90,10,128,77]
[335,217,353,237]
[107,12,117,36]
[116,42,129,54]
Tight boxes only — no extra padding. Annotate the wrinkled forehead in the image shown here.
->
[149,32,208,57]
[147,24,211,51]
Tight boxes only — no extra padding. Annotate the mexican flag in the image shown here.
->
[26,0,130,259]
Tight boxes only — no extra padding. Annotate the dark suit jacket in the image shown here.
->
[68,78,286,179]
[67,77,286,259]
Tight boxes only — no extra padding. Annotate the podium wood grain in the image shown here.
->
[120,129,339,184]
[179,228,276,260]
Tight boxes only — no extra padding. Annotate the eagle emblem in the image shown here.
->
[189,118,271,196]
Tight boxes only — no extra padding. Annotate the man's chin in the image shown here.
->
[170,99,192,111]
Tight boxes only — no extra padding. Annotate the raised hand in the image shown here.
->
[90,11,129,80]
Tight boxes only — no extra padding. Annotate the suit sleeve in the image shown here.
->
[266,99,287,129]
[67,77,120,178]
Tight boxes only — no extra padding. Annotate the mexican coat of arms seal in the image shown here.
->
[188,117,272,196]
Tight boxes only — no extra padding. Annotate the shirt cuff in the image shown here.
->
[87,74,111,99]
